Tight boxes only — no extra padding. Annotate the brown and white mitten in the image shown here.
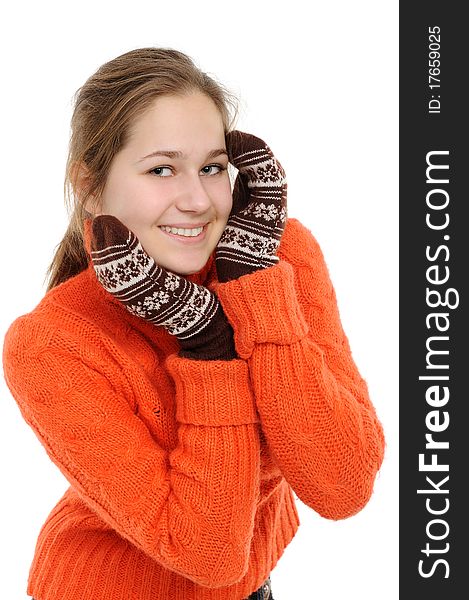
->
[90,215,236,361]
[215,131,288,283]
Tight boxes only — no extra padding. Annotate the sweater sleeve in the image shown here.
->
[2,316,261,588]
[213,218,385,521]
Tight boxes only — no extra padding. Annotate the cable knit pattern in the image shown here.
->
[213,218,385,519]
[2,217,384,600]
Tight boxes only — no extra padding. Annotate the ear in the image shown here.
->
[70,161,101,215]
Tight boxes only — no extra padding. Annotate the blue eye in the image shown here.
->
[149,166,172,177]
[149,164,226,177]
[201,164,225,175]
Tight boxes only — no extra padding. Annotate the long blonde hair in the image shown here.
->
[45,47,238,291]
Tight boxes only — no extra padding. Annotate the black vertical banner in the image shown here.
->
[400,3,467,597]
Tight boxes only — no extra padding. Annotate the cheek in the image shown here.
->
[103,179,169,224]
[217,179,233,217]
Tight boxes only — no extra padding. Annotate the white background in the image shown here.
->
[0,1,398,598]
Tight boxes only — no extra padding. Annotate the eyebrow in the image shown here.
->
[138,148,228,162]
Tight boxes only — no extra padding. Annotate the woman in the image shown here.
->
[2,47,385,600]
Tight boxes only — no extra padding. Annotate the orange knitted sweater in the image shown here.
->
[3,217,385,600]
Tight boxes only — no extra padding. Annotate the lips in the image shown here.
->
[158,223,208,228]
[158,223,208,243]
[159,224,204,236]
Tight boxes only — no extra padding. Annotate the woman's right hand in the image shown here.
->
[90,215,236,361]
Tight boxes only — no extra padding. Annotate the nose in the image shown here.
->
[175,173,212,213]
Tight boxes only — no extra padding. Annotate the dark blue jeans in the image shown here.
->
[245,576,273,600]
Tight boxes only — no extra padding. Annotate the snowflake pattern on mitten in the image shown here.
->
[90,216,219,339]
[216,132,288,282]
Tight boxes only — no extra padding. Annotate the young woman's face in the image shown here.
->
[96,92,232,275]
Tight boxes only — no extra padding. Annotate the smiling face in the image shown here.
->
[92,92,233,275]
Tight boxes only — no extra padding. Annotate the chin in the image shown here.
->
[167,257,208,277]
[179,264,205,276]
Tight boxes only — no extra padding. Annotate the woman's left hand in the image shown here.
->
[215,130,288,283]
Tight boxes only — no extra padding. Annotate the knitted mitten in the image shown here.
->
[90,215,236,361]
[215,130,288,283]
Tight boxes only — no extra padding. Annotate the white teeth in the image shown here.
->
[159,225,204,237]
